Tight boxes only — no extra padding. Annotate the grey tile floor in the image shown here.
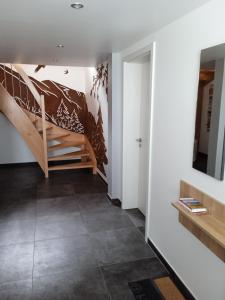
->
[0,165,168,299]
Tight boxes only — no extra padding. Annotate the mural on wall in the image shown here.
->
[0,63,109,177]
[0,64,86,134]
[85,62,109,177]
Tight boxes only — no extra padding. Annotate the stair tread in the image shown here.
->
[48,150,89,161]
[38,125,53,133]
[48,161,94,171]
[48,142,82,152]
[47,133,70,141]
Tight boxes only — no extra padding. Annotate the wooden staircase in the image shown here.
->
[0,64,97,178]
[24,109,97,175]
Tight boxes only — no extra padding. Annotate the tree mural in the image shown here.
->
[86,108,108,175]
[90,63,108,100]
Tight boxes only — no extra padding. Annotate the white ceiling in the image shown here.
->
[0,0,210,66]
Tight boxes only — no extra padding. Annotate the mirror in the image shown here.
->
[193,43,225,180]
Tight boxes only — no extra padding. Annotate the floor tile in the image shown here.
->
[76,193,112,213]
[101,257,168,300]
[0,220,35,246]
[0,200,36,223]
[0,243,34,284]
[0,279,32,300]
[37,184,74,199]
[125,209,145,227]
[35,212,87,241]
[33,268,109,300]
[90,227,155,266]
[34,235,98,277]
[83,209,134,234]
[36,196,80,217]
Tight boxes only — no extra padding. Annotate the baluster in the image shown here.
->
[19,74,22,102]
[3,65,7,89]
[11,65,14,98]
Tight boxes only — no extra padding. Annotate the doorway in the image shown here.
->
[122,43,155,240]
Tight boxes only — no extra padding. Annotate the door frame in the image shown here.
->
[121,42,156,241]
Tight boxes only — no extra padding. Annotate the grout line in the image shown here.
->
[99,266,112,300]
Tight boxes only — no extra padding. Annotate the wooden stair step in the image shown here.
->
[47,133,70,141]
[48,150,89,161]
[38,125,53,133]
[48,161,94,171]
[48,142,82,152]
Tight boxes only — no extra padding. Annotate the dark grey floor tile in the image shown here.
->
[35,213,87,241]
[33,235,98,277]
[73,183,107,194]
[0,200,36,223]
[83,209,134,234]
[37,184,74,199]
[125,209,145,227]
[77,193,112,213]
[0,243,34,284]
[0,279,32,300]
[90,227,155,266]
[36,196,80,217]
[33,268,109,300]
[137,226,145,238]
[0,220,35,246]
[101,257,168,300]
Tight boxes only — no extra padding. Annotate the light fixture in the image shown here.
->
[71,3,84,9]
[56,44,64,48]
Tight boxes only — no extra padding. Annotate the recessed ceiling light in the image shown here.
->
[71,3,84,9]
[56,44,64,48]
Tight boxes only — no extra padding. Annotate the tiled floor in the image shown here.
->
[0,165,168,299]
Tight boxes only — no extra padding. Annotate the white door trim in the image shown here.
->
[121,41,156,242]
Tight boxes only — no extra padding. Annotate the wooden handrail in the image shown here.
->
[13,64,41,106]
[0,84,46,172]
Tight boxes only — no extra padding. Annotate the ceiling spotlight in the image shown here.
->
[56,44,64,48]
[71,3,84,9]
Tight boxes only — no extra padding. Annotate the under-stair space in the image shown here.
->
[0,64,97,177]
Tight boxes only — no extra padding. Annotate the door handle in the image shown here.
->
[136,138,142,143]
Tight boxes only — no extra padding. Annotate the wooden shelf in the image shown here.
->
[172,181,225,262]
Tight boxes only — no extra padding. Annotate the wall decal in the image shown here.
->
[85,62,109,177]
[0,64,86,134]
[0,63,109,178]
[35,64,46,73]
[90,63,108,100]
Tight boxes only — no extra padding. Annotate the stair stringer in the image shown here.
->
[0,84,46,172]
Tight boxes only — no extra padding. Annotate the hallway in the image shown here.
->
[0,165,167,299]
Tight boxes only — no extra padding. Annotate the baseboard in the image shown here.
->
[97,168,107,183]
[107,193,121,207]
[0,162,38,168]
[148,239,196,300]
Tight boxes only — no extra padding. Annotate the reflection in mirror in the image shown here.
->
[193,43,225,180]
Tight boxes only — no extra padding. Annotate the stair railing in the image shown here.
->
[1,63,49,178]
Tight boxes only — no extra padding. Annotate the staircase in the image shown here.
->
[0,64,97,178]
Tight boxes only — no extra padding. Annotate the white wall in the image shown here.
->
[22,64,86,92]
[0,114,35,163]
[108,53,123,199]
[112,0,225,299]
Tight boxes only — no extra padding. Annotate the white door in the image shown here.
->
[122,53,151,216]
[138,56,150,215]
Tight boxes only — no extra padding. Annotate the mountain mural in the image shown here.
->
[0,64,108,175]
